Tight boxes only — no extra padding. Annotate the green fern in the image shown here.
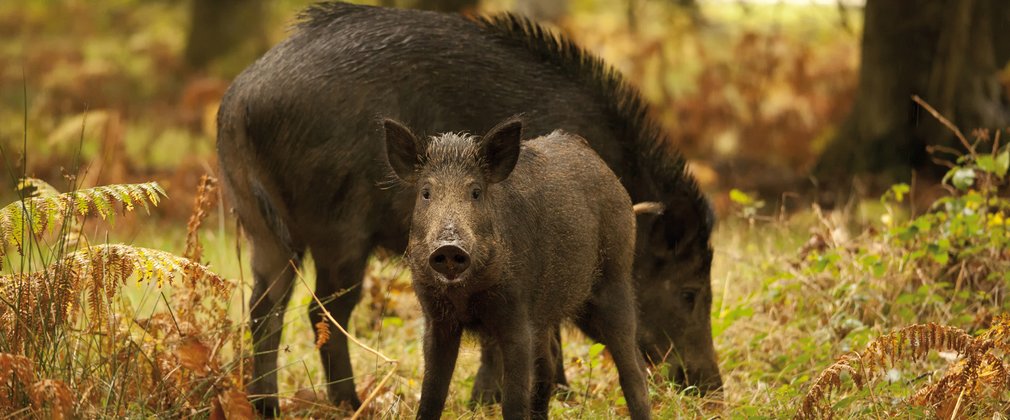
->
[66,244,225,288]
[0,179,166,267]
[1,243,227,345]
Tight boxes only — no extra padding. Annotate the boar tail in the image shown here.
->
[250,175,300,265]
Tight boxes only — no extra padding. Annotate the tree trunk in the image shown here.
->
[814,0,1009,191]
[185,0,267,72]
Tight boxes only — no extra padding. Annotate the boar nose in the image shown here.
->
[672,365,723,395]
[428,244,470,280]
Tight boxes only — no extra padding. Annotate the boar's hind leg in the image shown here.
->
[470,329,568,408]
[248,234,303,417]
[579,279,652,420]
[309,248,369,410]
[470,338,504,406]
[551,329,570,393]
[531,326,562,419]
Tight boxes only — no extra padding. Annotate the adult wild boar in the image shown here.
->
[216,2,720,414]
[388,117,650,419]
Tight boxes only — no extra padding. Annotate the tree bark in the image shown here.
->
[814,0,1010,190]
[185,0,267,72]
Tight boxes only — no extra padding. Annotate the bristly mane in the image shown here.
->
[472,14,712,233]
[295,1,368,31]
[291,3,712,234]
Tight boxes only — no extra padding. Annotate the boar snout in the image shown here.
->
[429,243,471,281]
[672,365,723,395]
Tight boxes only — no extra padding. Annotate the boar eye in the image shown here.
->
[680,290,697,306]
[471,187,482,200]
[421,188,431,200]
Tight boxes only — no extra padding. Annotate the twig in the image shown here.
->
[291,263,398,419]
[855,352,884,420]
[355,362,398,419]
[994,130,1002,156]
[911,95,974,155]
[234,212,246,389]
[950,385,965,420]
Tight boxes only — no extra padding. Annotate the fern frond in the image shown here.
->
[29,379,73,418]
[184,175,217,264]
[0,352,35,412]
[17,178,60,197]
[0,182,166,258]
[907,316,1010,413]
[797,322,982,419]
[67,244,225,289]
[0,352,34,388]
[0,270,75,350]
[979,313,1010,353]
[0,244,228,342]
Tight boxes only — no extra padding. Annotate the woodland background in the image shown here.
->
[1,0,1009,418]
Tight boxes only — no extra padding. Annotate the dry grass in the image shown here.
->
[4,170,1007,417]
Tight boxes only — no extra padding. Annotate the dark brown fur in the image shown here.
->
[387,118,650,420]
[216,3,719,414]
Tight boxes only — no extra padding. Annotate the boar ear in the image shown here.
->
[480,116,523,183]
[649,195,714,255]
[383,119,422,182]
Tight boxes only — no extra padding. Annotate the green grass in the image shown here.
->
[5,158,1009,417]
[90,200,865,418]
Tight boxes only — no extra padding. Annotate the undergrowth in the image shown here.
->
[720,113,1010,417]
[0,175,252,418]
[4,136,1008,418]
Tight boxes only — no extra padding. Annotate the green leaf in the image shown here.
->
[950,168,976,190]
[996,149,1009,178]
[927,243,949,265]
[832,395,858,411]
[977,150,1010,178]
[977,155,997,174]
[886,183,910,202]
[588,343,605,359]
[810,252,840,274]
[382,316,403,328]
[729,189,753,206]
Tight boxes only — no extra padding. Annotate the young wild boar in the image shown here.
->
[384,116,651,420]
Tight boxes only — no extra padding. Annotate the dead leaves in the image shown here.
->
[177,336,212,375]
[315,320,332,349]
[0,354,73,418]
[212,388,255,420]
[798,317,1010,419]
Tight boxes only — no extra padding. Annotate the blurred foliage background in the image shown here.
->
[0,0,865,219]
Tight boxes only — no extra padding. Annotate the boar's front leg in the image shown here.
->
[417,318,462,420]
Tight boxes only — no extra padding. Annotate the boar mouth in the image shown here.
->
[438,273,466,284]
